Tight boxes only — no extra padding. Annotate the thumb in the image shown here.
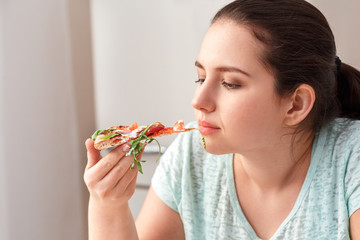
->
[85,138,101,169]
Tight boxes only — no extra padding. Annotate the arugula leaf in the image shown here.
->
[91,128,117,140]
[101,133,119,140]
[127,123,161,174]
[202,136,206,149]
[91,128,117,141]
[91,130,102,140]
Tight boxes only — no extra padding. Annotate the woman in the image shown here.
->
[84,0,360,239]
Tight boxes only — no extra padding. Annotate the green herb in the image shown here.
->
[127,123,161,174]
[202,136,206,149]
[101,133,119,140]
[91,130,103,140]
[91,128,117,141]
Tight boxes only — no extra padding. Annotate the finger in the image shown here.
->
[115,162,139,198]
[89,143,131,182]
[124,167,139,199]
[85,138,101,169]
[100,143,146,191]
[97,152,135,190]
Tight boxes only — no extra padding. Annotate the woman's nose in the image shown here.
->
[191,81,216,113]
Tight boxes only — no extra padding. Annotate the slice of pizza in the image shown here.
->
[91,120,195,150]
[91,120,195,173]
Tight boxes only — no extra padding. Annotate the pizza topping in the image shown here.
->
[91,129,113,141]
[144,122,165,136]
[101,133,119,140]
[202,136,206,149]
[91,120,196,173]
[173,120,185,131]
[127,123,161,174]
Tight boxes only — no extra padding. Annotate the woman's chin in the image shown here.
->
[201,143,229,155]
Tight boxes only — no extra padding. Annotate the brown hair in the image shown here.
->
[212,0,360,131]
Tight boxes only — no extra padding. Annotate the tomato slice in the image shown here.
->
[128,122,138,131]
[145,122,165,136]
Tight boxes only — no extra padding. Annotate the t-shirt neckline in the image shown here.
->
[226,129,325,239]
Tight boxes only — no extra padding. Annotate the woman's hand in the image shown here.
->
[84,138,140,208]
[84,139,142,240]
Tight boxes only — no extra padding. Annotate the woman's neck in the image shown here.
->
[233,131,314,192]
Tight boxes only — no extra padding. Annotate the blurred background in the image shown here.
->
[0,0,359,239]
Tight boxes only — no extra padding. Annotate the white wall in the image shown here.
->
[0,0,94,239]
[0,0,9,238]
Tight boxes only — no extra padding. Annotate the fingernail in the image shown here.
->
[121,144,130,152]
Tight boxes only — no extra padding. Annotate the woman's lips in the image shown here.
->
[198,120,220,135]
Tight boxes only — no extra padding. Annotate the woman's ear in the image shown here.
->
[284,84,315,126]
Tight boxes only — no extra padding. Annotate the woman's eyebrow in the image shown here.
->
[195,60,251,77]
[195,60,205,69]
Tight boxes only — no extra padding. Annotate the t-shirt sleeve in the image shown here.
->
[344,121,360,217]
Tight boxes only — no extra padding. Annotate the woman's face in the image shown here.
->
[192,21,289,155]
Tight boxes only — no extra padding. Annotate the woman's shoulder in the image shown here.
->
[320,118,360,145]
[324,119,360,217]
[304,118,360,224]
[314,118,360,181]
[311,117,359,178]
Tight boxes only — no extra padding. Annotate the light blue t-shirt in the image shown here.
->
[151,118,360,239]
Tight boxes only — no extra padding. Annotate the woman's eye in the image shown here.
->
[222,81,241,89]
[195,79,205,84]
